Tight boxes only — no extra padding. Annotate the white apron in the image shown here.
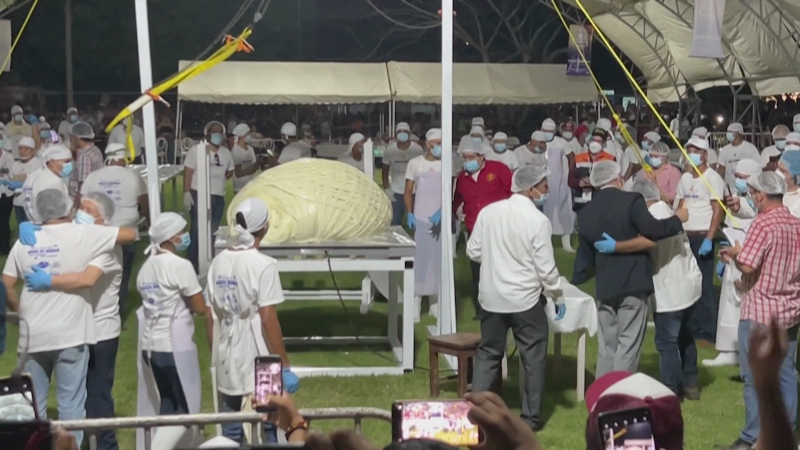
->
[542,145,574,235]
[136,303,202,450]
[413,171,442,296]
[716,227,748,353]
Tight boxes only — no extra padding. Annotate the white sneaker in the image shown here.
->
[561,235,576,253]
[702,351,739,367]
[429,302,439,320]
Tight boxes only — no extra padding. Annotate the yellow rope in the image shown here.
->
[0,0,39,77]
[124,116,136,163]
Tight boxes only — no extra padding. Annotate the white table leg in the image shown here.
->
[577,330,586,402]
[387,272,399,349]
[402,258,415,372]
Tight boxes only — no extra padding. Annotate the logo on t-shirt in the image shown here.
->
[486,173,496,182]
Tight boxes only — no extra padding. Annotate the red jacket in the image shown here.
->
[453,160,512,232]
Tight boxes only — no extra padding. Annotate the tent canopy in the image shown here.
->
[177,61,598,106]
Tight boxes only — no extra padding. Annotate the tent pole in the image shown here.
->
[64,0,74,108]
[174,100,183,164]
[134,0,162,221]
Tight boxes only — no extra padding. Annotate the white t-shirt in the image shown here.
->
[513,145,546,168]
[675,168,726,232]
[231,144,257,193]
[405,155,442,182]
[383,142,424,194]
[22,168,71,224]
[81,166,146,236]
[784,189,800,219]
[10,157,44,207]
[108,124,145,157]
[278,141,312,164]
[89,247,123,341]
[58,120,73,142]
[0,151,15,197]
[567,138,584,155]
[2,223,119,353]
[647,201,702,313]
[137,252,202,352]
[484,150,519,171]
[718,141,760,187]
[206,249,285,395]
[184,144,234,197]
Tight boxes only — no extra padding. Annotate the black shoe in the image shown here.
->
[715,438,754,450]
[682,386,701,401]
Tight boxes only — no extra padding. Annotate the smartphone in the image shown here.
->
[49,130,60,144]
[254,356,282,413]
[597,407,656,450]
[0,374,51,450]
[392,400,482,446]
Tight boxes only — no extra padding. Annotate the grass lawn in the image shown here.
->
[0,176,750,450]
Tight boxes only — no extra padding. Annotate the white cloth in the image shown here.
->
[405,157,444,215]
[484,150,519,171]
[89,247,123,341]
[136,252,203,352]
[716,227,749,352]
[543,141,574,235]
[675,168,726,232]
[231,144,257,193]
[383,142,424,194]
[81,166,146,237]
[22,168,71,224]
[10,157,43,207]
[277,141,312,164]
[206,249,284,396]
[783,189,800,218]
[544,277,598,336]
[647,201,702,313]
[718,141,760,187]
[184,144,234,197]
[466,195,563,313]
[108,124,145,157]
[2,223,119,353]
[412,170,442,296]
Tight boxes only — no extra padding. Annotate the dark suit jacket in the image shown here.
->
[573,187,685,303]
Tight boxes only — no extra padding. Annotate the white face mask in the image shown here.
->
[562,132,573,141]
[588,141,603,154]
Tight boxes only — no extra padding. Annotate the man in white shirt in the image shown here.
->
[485,132,519,171]
[382,122,423,225]
[9,137,43,224]
[675,137,726,344]
[718,122,760,188]
[467,164,564,432]
[690,126,719,170]
[1,188,136,446]
[81,143,148,314]
[5,105,32,158]
[277,122,312,164]
[760,125,789,171]
[58,107,79,143]
[183,120,234,272]
[230,123,264,194]
[22,145,73,224]
[107,119,145,163]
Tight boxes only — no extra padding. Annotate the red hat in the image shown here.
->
[560,121,575,132]
[585,372,683,450]
[575,124,590,137]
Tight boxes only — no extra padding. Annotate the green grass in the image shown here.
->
[0,177,749,450]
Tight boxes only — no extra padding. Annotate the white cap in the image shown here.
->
[203,120,226,135]
[471,117,485,127]
[18,137,35,149]
[794,113,800,125]
[232,198,269,248]
[11,105,22,115]
[470,126,484,135]
[727,122,744,133]
[492,132,508,142]
[786,132,800,144]
[748,171,787,195]
[735,158,762,176]
[147,212,188,253]
[348,132,365,155]
[596,118,612,132]
[590,160,622,187]
[531,131,548,142]
[67,107,77,114]
[280,122,297,137]
[426,128,442,141]
[232,123,251,137]
[42,145,72,162]
[643,131,661,143]
[541,118,557,132]
[691,126,708,138]
[685,137,708,151]
[512,164,548,192]
[396,122,411,132]
[459,139,485,155]
[105,143,126,163]
[760,147,782,168]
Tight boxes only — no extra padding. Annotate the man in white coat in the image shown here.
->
[541,119,575,252]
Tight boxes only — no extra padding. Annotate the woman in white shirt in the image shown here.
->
[206,198,298,444]
[135,213,211,450]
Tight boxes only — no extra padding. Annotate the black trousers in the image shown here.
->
[687,234,717,342]
[470,259,483,317]
[86,338,119,450]
[141,351,189,415]
[472,299,549,430]
[0,195,13,254]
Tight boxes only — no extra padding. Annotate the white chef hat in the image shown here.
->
[691,127,708,139]
[596,118,612,132]
[727,122,744,134]
[146,212,187,254]
[470,126,484,136]
[541,118,557,132]
[396,122,411,132]
[685,137,709,151]
[43,145,72,162]
[735,159,762,177]
[786,132,800,145]
[232,123,251,137]
[643,131,661,143]
[492,132,508,142]
[204,120,226,136]
[426,128,442,141]
[232,198,269,249]
[18,137,35,149]
[471,117,485,127]
[531,131,548,142]
[281,122,297,137]
[105,143,127,164]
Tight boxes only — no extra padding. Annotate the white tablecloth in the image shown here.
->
[544,277,598,336]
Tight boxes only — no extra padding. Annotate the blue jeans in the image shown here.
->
[25,345,90,445]
[86,338,119,450]
[653,304,698,394]
[219,394,277,444]
[189,190,226,273]
[391,193,406,226]
[738,320,800,443]
[118,242,138,316]
[141,351,189,415]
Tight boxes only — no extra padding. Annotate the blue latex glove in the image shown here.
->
[2,180,22,190]
[716,261,726,279]
[430,208,442,226]
[406,213,416,230]
[643,155,652,166]
[19,222,40,246]
[24,114,38,125]
[24,265,52,291]
[593,232,617,254]
[282,368,300,394]
[554,304,566,320]
[699,238,713,256]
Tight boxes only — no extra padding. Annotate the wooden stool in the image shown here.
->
[428,332,481,397]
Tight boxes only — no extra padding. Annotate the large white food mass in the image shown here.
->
[227,158,392,243]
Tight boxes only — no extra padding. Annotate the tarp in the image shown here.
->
[387,62,597,105]
[177,61,392,105]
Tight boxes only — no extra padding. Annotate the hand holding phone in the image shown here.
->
[254,356,283,413]
[597,407,656,450]
[392,399,482,446]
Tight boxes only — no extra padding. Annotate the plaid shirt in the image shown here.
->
[71,145,104,195]
[739,206,800,328]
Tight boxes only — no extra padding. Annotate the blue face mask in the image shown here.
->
[794,124,800,133]
[787,144,800,152]
[687,153,702,166]
[734,178,749,194]
[210,133,224,146]
[74,209,95,225]
[641,141,651,151]
[60,161,73,178]
[472,137,482,143]
[40,131,50,140]
[545,132,554,142]
[175,232,191,252]
[726,132,735,142]
[397,132,409,143]
[533,191,549,206]
[649,156,662,168]
[69,114,78,123]
[463,160,479,173]
[776,140,786,151]
[431,145,442,158]
[493,143,507,153]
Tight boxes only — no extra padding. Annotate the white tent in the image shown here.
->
[387,62,598,104]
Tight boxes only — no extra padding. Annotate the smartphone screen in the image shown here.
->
[0,375,36,421]
[392,400,481,446]
[0,375,51,450]
[254,357,282,412]
[597,407,655,450]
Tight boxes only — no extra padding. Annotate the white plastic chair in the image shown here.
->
[178,137,196,164]
[156,137,168,164]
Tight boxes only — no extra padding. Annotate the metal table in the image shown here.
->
[129,164,183,211]
[213,227,416,377]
